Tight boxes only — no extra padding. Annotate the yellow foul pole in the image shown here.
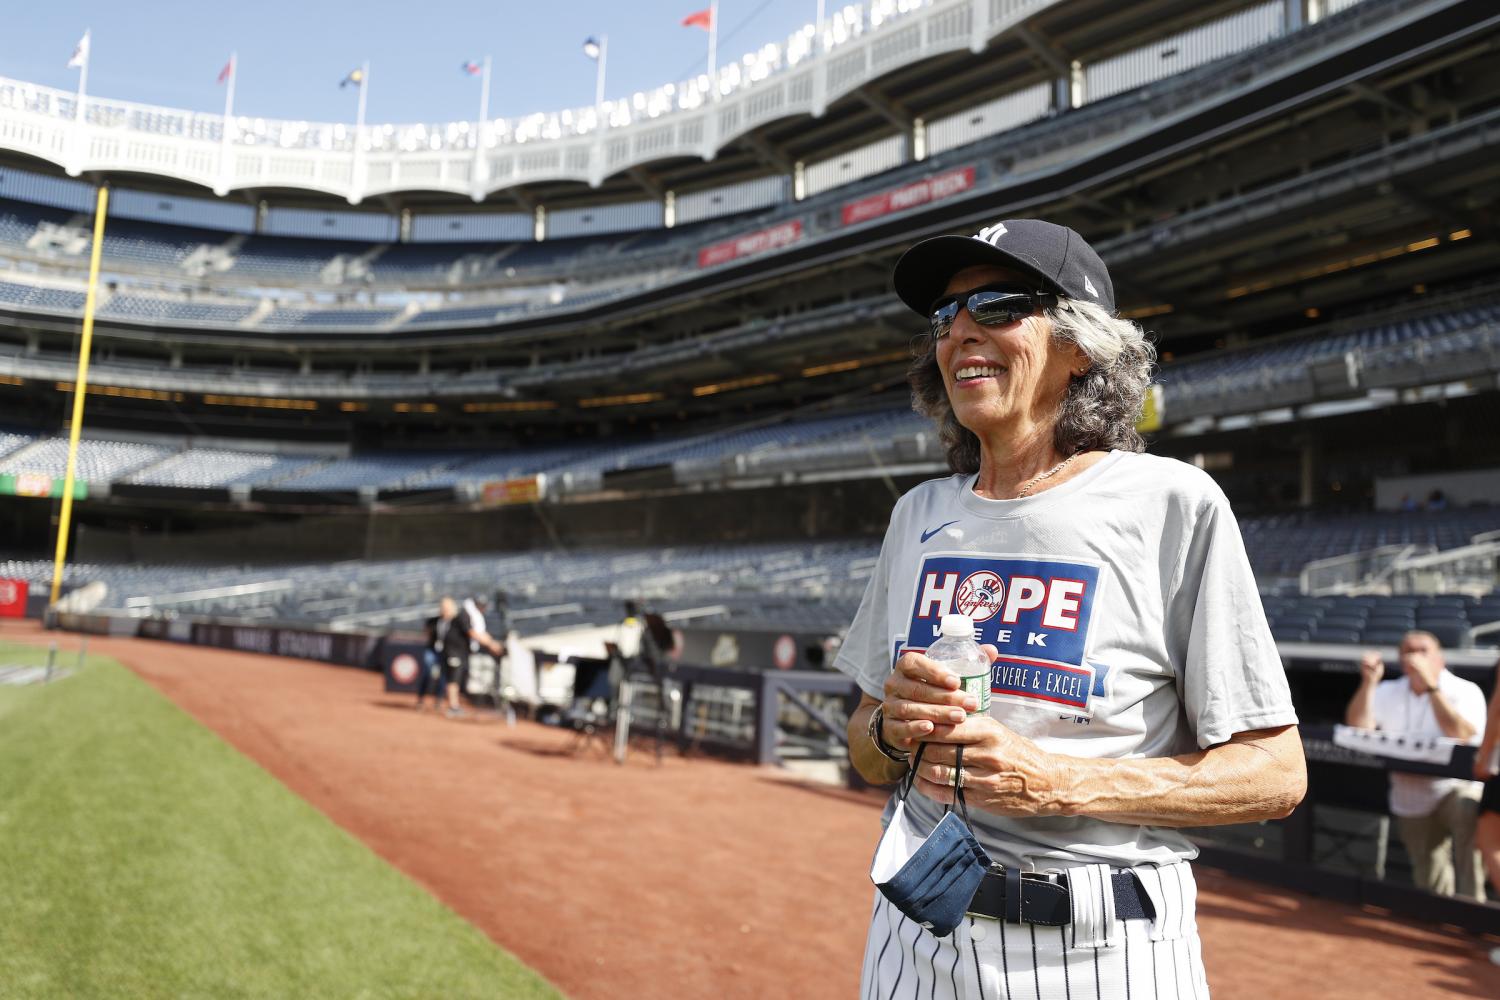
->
[49,185,109,605]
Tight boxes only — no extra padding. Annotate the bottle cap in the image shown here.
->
[940,613,974,639]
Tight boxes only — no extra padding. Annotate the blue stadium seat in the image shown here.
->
[1308,624,1362,644]
[1422,621,1470,649]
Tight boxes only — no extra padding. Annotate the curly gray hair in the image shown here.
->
[908,298,1157,475]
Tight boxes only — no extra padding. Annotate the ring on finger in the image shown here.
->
[955,765,966,789]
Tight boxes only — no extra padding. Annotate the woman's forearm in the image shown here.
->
[1053,726,1307,828]
[847,701,910,786]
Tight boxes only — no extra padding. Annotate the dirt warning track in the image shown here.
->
[13,623,1498,1000]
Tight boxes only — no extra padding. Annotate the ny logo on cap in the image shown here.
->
[975,223,1008,246]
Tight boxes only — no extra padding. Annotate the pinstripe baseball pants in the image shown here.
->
[860,861,1210,1000]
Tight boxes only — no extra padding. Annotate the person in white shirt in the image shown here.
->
[462,597,504,658]
[452,596,504,718]
[1345,630,1487,900]
[615,600,644,662]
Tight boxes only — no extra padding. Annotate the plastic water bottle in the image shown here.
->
[926,614,991,715]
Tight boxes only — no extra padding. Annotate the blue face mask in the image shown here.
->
[869,744,991,937]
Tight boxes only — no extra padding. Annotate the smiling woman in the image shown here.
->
[835,218,1306,1000]
[911,290,1156,477]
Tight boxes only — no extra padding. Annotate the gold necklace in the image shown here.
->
[1015,452,1081,498]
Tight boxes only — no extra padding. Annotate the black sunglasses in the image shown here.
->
[927,285,1057,340]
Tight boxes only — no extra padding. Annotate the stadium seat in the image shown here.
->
[1360,628,1410,646]
[1421,621,1470,649]
[1309,627,1362,645]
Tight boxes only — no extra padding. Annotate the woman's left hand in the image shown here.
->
[912,715,1073,818]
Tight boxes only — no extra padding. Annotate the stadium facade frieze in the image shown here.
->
[0,0,1069,204]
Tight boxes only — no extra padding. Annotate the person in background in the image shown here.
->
[1472,658,1500,962]
[462,595,506,661]
[416,597,456,711]
[1346,631,1488,899]
[438,596,477,718]
[456,595,505,717]
[616,600,644,663]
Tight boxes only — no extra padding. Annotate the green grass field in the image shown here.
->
[0,641,561,1000]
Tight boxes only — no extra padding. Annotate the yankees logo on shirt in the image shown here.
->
[894,552,1113,717]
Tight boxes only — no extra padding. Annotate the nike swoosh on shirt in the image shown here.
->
[920,520,959,543]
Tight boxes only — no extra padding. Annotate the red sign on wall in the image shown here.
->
[479,476,543,507]
[0,578,28,617]
[697,220,804,268]
[840,166,977,226]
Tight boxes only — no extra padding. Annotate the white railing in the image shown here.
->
[1386,539,1500,596]
[0,0,1060,203]
[1301,536,1500,597]
[1300,544,1426,596]
[122,578,295,613]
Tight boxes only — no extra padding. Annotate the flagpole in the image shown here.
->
[348,61,369,203]
[50,185,109,607]
[471,56,493,199]
[356,61,370,132]
[75,29,90,119]
[478,55,491,126]
[816,0,826,52]
[595,35,608,120]
[218,53,237,193]
[708,2,720,101]
[69,29,91,176]
[223,53,237,123]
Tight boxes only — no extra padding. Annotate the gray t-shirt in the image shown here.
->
[834,450,1298,869]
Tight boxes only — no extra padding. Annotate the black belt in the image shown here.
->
[965,867,1155,927]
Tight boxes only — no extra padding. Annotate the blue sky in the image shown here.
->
[3,0,825,124]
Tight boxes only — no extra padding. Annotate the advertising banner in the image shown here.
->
[840,167,976,226]
[0,473,88,499]
[0,578,27,618]
[189,623,377,669]
[479,475,544,506]
[697,220,803,268]
[381,640,434,694]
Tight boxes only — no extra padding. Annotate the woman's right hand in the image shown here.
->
[880,650,979,749]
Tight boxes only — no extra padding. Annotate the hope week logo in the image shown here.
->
[893,552,1111,715]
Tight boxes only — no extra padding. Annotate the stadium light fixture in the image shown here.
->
[578,392,664,408]
[801,349,908,378]
[1119,303,1173,320]
[1225,232,1449,299]
[692,373,781,396]
[462,400,558,413]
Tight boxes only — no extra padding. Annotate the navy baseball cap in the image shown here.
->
[892,219,1116,316]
